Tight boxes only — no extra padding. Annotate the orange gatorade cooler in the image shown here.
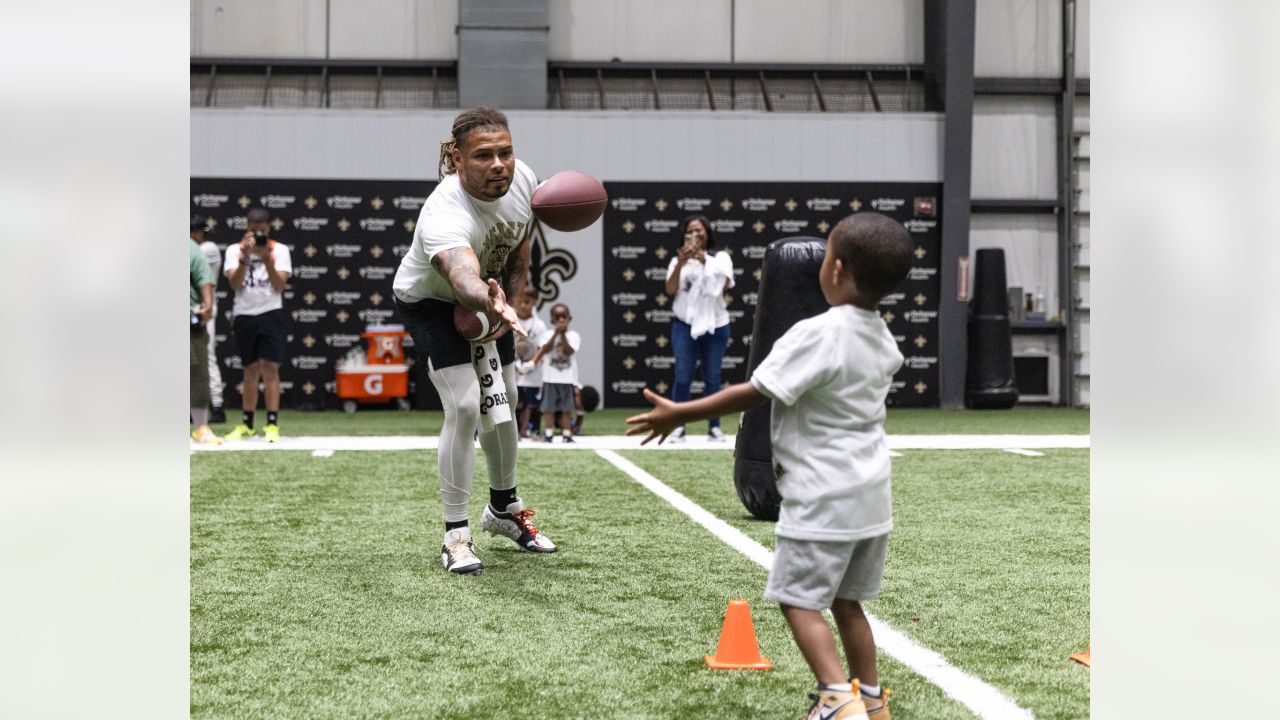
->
[336,324,412,413]
[363,324,409,364]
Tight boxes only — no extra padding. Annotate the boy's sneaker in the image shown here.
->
[441,527,484,575]
[191,425,222,445]
[560,434,576,444]
[708,426,726,442]
[209,407,226,425]
[543,433,555,443]
[861,688,891,718]
[481,499,557,552]
[263,424,281,443]
[668,425,687,444]
[224,424,255,441]
[805,688,869,720]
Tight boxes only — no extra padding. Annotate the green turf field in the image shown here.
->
[191,412,1089,719]
[205,406,1089,437]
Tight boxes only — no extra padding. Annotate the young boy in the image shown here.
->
[533,303,580,444]
[627,212,913,720]
[512,288,549,440]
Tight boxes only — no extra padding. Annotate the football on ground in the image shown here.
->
[453,304,497,341]
[531,170,608,232]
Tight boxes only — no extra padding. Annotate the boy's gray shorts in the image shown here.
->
[763,534,889,611]
[540,382,576,413]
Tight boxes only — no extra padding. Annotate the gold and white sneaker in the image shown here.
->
[191,425,223,445]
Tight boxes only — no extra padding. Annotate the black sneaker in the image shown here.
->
[560,434,576,444]
[481,499,557,552]
[209,407,226,425]
[543,433,555,443]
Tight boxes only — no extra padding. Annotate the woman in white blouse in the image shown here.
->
[663,214,735,442]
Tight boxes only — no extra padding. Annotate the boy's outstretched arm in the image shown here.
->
[625,382,768,445]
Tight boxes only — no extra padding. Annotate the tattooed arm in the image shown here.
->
[502,235,531,300]
[432,246,526,336]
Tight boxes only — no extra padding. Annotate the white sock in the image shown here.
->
[820,683,853,692]
[860,683,881,698]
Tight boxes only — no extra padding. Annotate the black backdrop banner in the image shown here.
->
[601,182,942,408]
[192,178,435,411]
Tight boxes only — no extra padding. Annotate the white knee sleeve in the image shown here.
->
[428,362,481,522]
[477,364,520,491]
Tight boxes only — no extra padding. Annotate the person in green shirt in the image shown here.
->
[190,238,220,444]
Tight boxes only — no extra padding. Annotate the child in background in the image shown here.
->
[533,303,580,444]
[627,212,913,720]
[512,288,549,440]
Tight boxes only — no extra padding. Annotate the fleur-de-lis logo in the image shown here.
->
[528,220,578,310]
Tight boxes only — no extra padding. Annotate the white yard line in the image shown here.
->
[595,449,1036,720]
[193,433,1088,453]
[1001,448,1046,457]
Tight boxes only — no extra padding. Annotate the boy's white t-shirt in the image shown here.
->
[749,304,904,542]
[223,242,293,317]
[535,328,581,386]
[393,159,537,304]
[514,313,550,388]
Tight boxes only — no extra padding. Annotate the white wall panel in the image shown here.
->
[548,0,732,62]
[971,96,1058,199]
[975,0,1062,77]
[1076,0,1089,77]
[734,0,923,64]
[328,0,457,59]
[193,109,943,182]
[969,214,1061,318]
[192,0,327,58]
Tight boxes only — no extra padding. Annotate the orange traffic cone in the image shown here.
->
[705,599,773,670]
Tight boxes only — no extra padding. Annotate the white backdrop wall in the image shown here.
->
[192,108,943,397]
[191,0,458,59]
[971,95,1058,200]
[975,0,1090,78]
[192,0,926,65]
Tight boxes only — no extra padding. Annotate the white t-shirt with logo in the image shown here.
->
[393,158,537,304]
[535,327,580,386]
[749,304,904,542]
[514,313,550,388]
[223,242,293,317]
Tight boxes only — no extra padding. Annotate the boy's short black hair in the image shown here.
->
[246,207,270,223]
[829,212,914,302]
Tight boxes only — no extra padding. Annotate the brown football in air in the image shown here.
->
[531,171,608,232]
[453,304,495,342]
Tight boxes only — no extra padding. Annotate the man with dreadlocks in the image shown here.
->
[392,106,557,576]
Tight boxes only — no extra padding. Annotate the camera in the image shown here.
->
[252,230,267,246]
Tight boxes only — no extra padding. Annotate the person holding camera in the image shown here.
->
[664,214,735,443]
[222,207,292,443]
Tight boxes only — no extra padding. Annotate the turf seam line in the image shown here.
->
[595,449,1036,720]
